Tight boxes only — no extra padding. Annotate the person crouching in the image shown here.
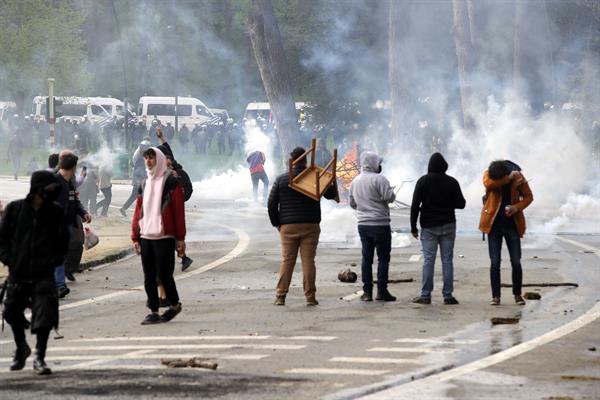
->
[0,171,69,375]
[131,147,186,324]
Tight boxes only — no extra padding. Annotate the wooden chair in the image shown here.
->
[288,138,339,202]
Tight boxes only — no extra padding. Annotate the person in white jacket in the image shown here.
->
[349,151,397,302]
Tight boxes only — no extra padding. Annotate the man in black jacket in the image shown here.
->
[410,153,466,305]
[267,147,338,306]
[0,171,69,375]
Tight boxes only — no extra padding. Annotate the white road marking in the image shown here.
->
[48,344,306,351]
[285,336,337,341]
[0,354,268,362]
[353,236,600,399]
[286,368,390,376]
[394,338,479,345]
[72,335,271,342]
[368,347,457,354]
[408,254,421,262]
[329,357,419,365]
[67,349,153,369]
[59,222,250,312]
[342,291,364,301]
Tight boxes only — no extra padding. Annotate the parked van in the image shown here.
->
[137,96,215,128]
[89,97,134,119]
[0,101,17,121]
[32,96,111,123]
[244,101,307,124]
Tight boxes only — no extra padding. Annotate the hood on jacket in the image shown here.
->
[147,147,168,179]
[505,160,521,172]
[28,170,61,202]
[427,152,448,174]
[360,151,382,173]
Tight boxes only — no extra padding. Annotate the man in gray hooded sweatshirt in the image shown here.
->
[349,152,397,302]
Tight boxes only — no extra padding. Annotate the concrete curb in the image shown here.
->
[80,248,133,270]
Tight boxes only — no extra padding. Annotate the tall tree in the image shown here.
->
[452,0,476,130]
[247,0,297,156]
[0,0,88,112]
[388,0,411,145]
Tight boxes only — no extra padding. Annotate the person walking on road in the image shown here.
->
[0,171,69,375]
[246,150,269,204]
[479,160,533,306]
[7,133,23,180]
[267,147,338,306]
[349,151,397,302]
[131,147,186,324]
[410,153,466,305]
[96,162,113,217]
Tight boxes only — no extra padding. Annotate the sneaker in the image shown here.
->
[66,272,76,282]
[58,286,70,299]
[444,297,459,305]
[412,296,431,305]
[274,295,286,306]
[181,256,193,272]
[140,313,162,325]
[376,291,397,302]
[306,298,319,306]
[119,208,127,217]
[160,303,182,322]
[360,292,373,302]
[490,297,501,306]
[10,343,31,371]
[33,354,51,375]
[515,295,526,305]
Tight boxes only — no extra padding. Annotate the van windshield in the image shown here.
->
[91,105,109,116]
[58,104,87,116]
[147,104,192,116]
[195,105,212,117]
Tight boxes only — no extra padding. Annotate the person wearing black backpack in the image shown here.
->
[0,171,69,375]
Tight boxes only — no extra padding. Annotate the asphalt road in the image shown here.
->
[0,180,598,399]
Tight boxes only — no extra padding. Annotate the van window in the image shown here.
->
[196,105,211,117]
[147,104,192,116]
[58,104,87,116]
[91,105,108,115]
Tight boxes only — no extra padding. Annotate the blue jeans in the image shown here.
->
[358,225,392,294]
[420,222,456,299]
[251,171,269,203]
[487,224,522,297]
[54,265,66,290]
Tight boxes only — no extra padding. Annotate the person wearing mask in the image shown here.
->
[120,139,151,217]
[267,147,338,306]
[479,160,533,306]
[54,151,92,296]
[131,147,186,324]
[0,171,69,375]
[411,153,466,305]
[349,151,397,302]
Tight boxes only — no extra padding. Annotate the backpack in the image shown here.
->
[176,167,193,202]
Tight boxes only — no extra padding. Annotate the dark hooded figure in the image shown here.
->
[0,170,69,375]
[410,153,466,305]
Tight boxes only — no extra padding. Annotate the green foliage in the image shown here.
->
[0,0,89,111]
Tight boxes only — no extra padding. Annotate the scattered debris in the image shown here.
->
[588,346,596,352]
[338,268,357,283]
[458,254,464,258]
[491,317,520,325]
[560,375,600,381]
[161,358,218,370]
[374,278,413,284]
[533,255,538,259]
[523,292,542,300]
[350,262,357,267]
[501,283,578,288]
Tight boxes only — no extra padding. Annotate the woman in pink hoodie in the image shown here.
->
[131,147,186,325]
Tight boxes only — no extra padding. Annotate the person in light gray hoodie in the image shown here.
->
[349,151,397,302]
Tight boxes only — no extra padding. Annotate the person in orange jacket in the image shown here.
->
[479,160,533,306]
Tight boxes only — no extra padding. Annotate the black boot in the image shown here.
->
[375,290,397,302]
[33,353,51,375]
[10,342,31,371]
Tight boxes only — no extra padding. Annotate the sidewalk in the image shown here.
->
[0,215,131,279]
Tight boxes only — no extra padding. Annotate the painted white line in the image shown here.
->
[0,340,12,345]
[0,354,268,362]
[355,236,600,399]
[285,336,337,341]
[330,357,419,365]
[67,349,153,369]
[342,291,364,301]
[408,254,421,262]
[48,344,306,351]
[59,222,250,312]
[368,347,457,354]
[394,338,479,345]
[286,368,390,376]
[71,335,271,342]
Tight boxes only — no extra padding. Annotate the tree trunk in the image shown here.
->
[452,0,476,130]
[388,0,411,146]
[247,0,297,157]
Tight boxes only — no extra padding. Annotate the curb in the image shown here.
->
[80,248,133,270]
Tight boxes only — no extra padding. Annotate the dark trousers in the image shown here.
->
[3,280,58,334]
[358,225,392,294]
[488,224,523,297]
[96,186,112,216]
[140,238,179,312]
[122,183,140,211]
[251,171,269,202]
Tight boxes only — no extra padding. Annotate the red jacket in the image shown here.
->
[131,176,186,242]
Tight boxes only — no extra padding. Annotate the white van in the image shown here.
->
[32,96,111,123]
[89,97,133,119]
[244,101,307,124]
[137,96,215,128]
